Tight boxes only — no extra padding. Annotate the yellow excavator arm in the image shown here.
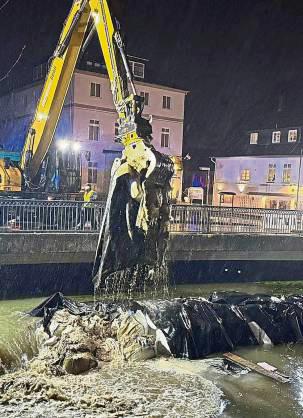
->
[17,0,173,286]
[21,0,153,187]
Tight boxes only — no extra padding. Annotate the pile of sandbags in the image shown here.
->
[29,291,303,374]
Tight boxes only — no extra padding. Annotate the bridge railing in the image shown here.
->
[170,205,303,235]
[0,199,303,235]
[0,199,105,232]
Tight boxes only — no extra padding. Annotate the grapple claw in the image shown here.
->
[92,144,174,291]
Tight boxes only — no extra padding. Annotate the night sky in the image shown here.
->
[1,0,303,165]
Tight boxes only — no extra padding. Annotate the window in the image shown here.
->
[114,122,119,136]
[162,96,171,109]
[129,61,145,78]
[221,194,233,204]
[240,169,250,181]
[267,163,276,182]
[161,128,170,147]
[88,162,98,184]
[269,199,278,209]
[94,62,101,68]
[84,151,91,162]
[272,131,281,143]
[86,61,93,66]
[279,200,290,210]
[140,91,149,106]
[282,163,291,183]
[250,132,258,144]
[89,120,100,141]
[288,129,298,142]
[90,82,101,97]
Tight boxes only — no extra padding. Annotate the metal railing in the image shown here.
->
[169,205,303,235]
[0,199,303,235]
[0,199,105,232]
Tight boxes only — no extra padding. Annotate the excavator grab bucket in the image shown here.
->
[92,145,174,291]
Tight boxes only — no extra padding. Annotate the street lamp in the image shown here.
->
[57,139,69,151]
[72,142,81,152]
[237,182,246,193]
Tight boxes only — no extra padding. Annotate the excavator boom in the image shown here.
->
[17,0,174,288]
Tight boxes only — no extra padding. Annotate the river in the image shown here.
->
[1,281,303,417]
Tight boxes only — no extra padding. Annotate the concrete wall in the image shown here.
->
[1,232,303,266]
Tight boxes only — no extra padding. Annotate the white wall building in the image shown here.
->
[0,60,187,200]
[213,126,303,210]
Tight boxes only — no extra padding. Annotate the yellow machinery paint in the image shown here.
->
[2,0,163,192]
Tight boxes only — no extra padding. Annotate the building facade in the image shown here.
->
[213,126,303,209]
[0,60,187,200]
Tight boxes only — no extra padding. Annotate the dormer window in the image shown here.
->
[288,129,298,142]
[250,132,258,144]
[129,61,145,78]
[272,131,281,143]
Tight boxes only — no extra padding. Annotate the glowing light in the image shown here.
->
[238,183,246,193]
[72,142,81,152]
[57,140,69,151]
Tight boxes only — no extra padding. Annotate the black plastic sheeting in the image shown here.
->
[29,292,303,359]
[92,149,173,289]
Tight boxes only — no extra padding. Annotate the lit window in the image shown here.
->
[140,91,149,106]
[268,163,276,182]
[272,131,281,143]
[129,61,145,78]
[240,169,250,181]
[89,120,100,141]
[250,132,258,144]
[161,128,170,148]
[90,82,101,98]
[163,96,171,109]
[288,129,297,142]
[86,61,93,66]
[94,62,101,68]
[282,163,291,183]
[279,200,290,210]
[88,162,98,184]
[269,200,278,209]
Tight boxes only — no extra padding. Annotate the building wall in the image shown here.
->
[213,156,303,209]
[0,68,187,200]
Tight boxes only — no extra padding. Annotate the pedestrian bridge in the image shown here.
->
[0,199,303,265]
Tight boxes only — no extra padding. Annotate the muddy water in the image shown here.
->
[1,281,303,417]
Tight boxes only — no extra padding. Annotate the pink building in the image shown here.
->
[0,60,188,201]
